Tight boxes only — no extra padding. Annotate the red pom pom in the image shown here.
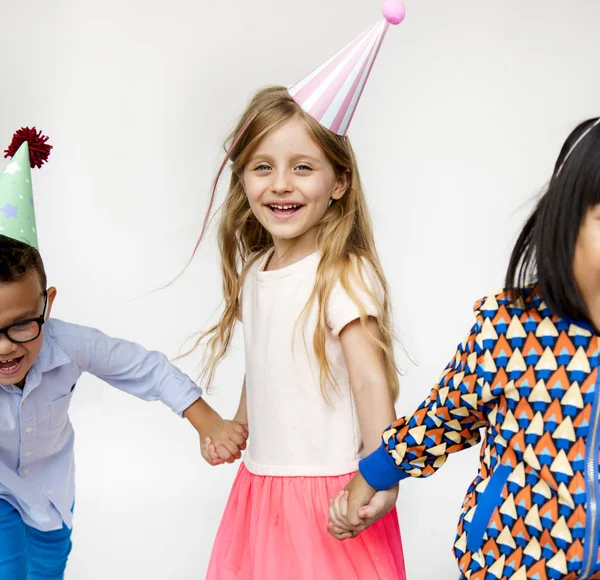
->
[4,127,53,169]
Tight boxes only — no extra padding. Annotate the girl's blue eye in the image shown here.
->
[255,165,271,171]
[296,165,312,171]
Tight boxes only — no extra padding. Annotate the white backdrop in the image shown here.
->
[1,0,599,578]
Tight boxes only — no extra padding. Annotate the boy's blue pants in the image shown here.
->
[0,500,72,580]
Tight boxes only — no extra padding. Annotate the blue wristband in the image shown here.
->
[359,444,409,490]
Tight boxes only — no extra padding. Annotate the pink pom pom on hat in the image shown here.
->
[382,0,406,24]
[288,0,406,136]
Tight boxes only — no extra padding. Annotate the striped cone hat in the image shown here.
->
[288,0,406,136]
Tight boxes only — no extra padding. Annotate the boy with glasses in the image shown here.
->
[0,130,248,579]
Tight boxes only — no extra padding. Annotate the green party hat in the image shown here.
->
[0,128,52,249]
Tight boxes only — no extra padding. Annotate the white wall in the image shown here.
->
[1,0,599,578]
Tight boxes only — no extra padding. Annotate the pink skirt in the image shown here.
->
[206,464,406,580]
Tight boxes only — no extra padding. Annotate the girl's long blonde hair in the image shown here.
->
[194,86,399,402]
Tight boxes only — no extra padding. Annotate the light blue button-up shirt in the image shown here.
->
[0,318,203,531]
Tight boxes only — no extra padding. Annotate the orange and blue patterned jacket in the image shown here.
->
[360,287,600,580]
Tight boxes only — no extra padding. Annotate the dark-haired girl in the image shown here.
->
[331,118,600,580]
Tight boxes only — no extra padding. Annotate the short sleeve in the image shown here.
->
[326,258,385,337]
[239,252,266,324]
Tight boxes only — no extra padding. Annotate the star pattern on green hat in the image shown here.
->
[0,142,38,248]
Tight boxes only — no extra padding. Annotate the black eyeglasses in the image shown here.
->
[0,292,48,344]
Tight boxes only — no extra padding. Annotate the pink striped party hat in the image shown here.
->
[288,0,406,136]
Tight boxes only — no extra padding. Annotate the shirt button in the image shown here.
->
[22,468,28,476]
[46,489,52,496]
[24,451,32,457]
[25,427,33,435]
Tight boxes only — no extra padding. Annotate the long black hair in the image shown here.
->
[505,117,600,322]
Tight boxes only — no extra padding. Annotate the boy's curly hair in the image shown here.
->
[0,235,47,289]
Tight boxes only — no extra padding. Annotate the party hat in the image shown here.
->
[288,0,406,136]
[0,128,52,249]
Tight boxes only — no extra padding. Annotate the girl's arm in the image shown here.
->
[332,316,490,536]
[233,376,248,425]
[358,318,488,491]
[203,376,248,466]
[328,318,398,538]
[340,319,396,455]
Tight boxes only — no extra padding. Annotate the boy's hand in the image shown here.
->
[183,399,248,466]
[200,419,248,466]
[201,437,223,466]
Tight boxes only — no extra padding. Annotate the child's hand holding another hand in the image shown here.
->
[201,419,248,466]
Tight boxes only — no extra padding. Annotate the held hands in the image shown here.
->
[200,419,248,466]
[328,472,398,540]
[183,398,248,466]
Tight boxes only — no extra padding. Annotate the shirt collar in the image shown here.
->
[22,324,72,396]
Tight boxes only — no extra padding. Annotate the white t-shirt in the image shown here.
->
[241,250,382,477]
